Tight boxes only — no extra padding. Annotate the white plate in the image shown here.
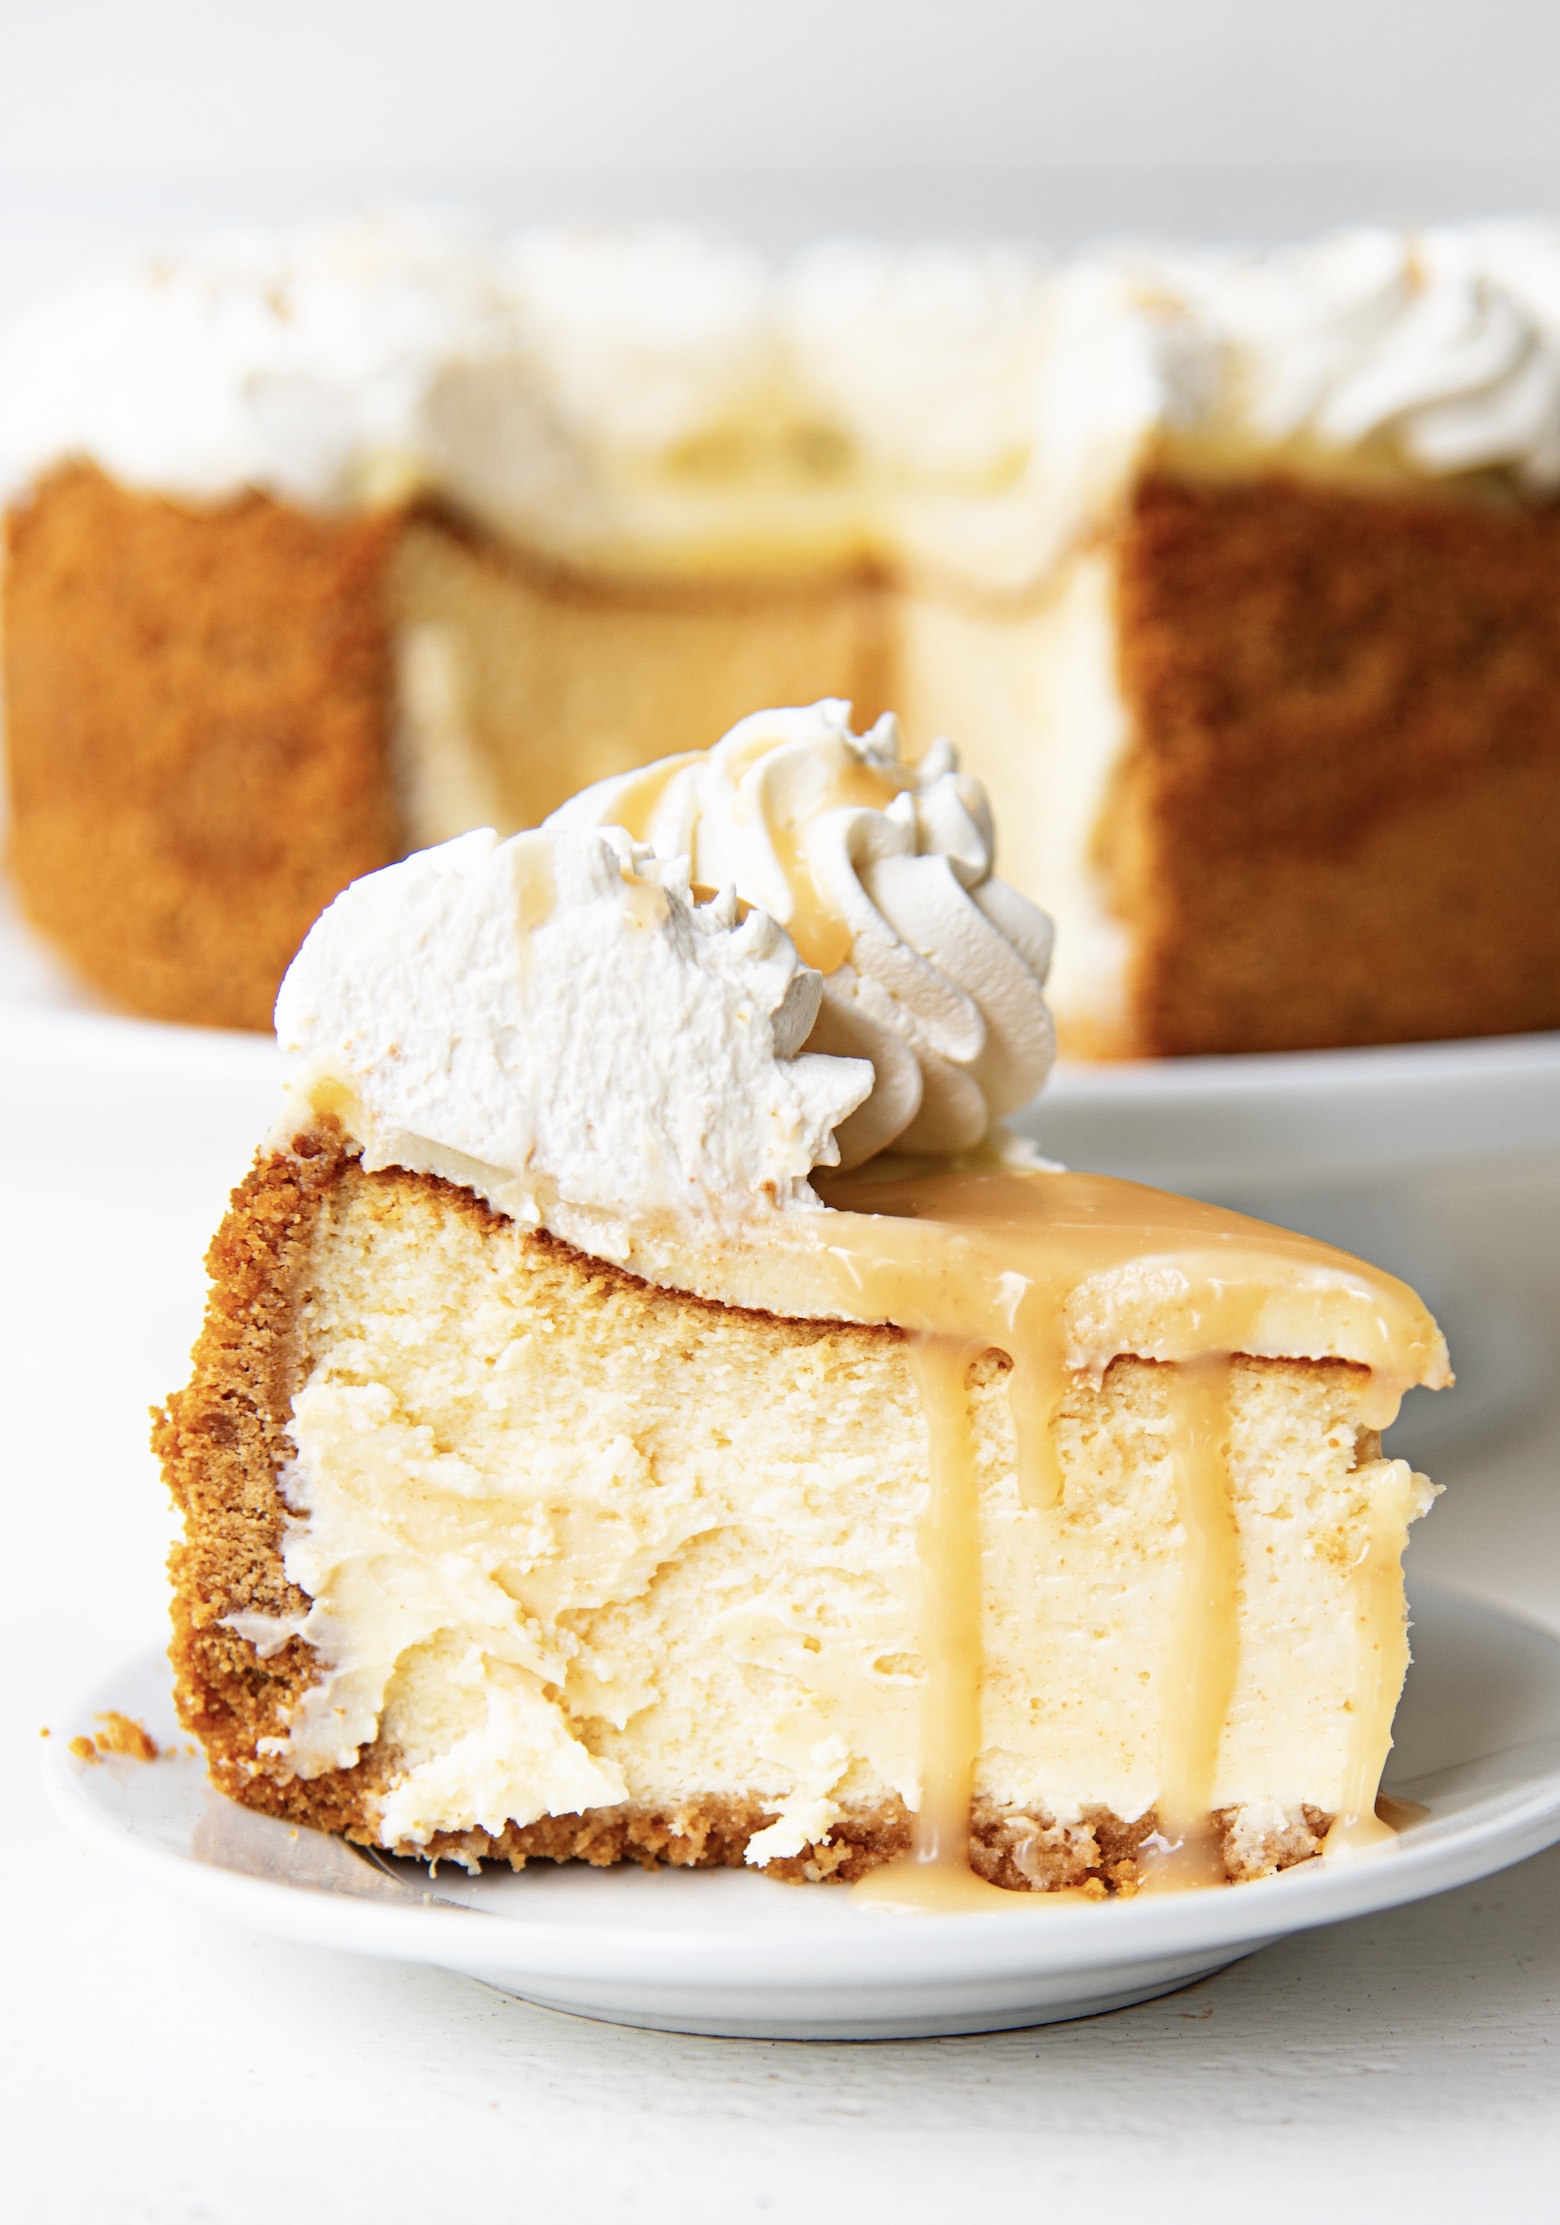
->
[45,1583,1560,2039]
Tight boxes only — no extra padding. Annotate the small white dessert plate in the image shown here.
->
[46,1583,1560,2039]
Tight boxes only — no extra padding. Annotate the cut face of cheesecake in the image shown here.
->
[390,514,889,847]
[8,216,1560,1052]
[939,469,1560,1057]
[160,1126,1441,1891]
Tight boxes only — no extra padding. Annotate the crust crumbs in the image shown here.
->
[90,1712,161,1762]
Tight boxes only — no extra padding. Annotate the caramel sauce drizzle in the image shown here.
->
[853,1335,1055,1912]
[1139,1353,1241,1891]
[1373,1793,1429,1834]
[759,756,904,975]
[815,1162,1441,1910]
[588,735,906,975]
[903,1335,988,1875]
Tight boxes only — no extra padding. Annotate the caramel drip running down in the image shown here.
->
[904,1336,987,1872]
[1139,1354,1240,1891]
[1374,1794,1429,1834]
[854,1334,1096,1912]
[576,742,904,974]
[1324,1458,1425,1856]
[854,1336,1038,1911]
[819,1163,1442,1908]
[760,756,905,977]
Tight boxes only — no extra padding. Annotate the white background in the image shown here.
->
[2,3,1559,2216]
[5,0,1560,173]
[3,0,1560,287]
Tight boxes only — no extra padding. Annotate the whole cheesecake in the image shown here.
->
[6,217,1560,1051]
[157,708,1448,1895]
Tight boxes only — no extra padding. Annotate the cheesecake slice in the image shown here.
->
[156,714,1448,1893]
[160,1129,1438,1890]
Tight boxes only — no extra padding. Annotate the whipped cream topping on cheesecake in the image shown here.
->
[549,699,1055,1164]
[0,210,518,510]
[275,695,1445,1395]
[274,694,1055,1246]
[1140,225,1560,489]
[1007,227,1560,612]
[10,217,1560,579]
[275,816,872,1256]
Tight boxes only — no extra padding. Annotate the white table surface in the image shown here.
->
[3,1101,1558,2220]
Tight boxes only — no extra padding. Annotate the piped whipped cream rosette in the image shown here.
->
[274,817,873,1256]
[547,700,1057,1167]
[1100,225,1560,491]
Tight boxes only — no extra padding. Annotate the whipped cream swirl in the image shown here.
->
[274,822,872,1250]
[1156,226,1560,487]
[0,209,518,508]
[549,701,1056,1167]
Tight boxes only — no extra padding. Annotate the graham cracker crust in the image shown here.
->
[4,465,402,1029]
[392,1791,1330,1891]
[1114,469,1560,1054]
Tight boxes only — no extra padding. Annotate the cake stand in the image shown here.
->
[6,892,1558,1456]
